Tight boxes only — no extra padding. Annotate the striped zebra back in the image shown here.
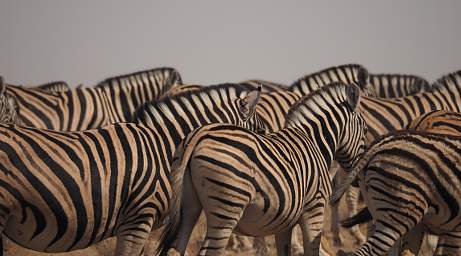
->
[5,67,182,130]
[359,69,461,144]
[369,73,430,98]
[33,81,71,92]
[407,110,461,135]
[289,64,374,97]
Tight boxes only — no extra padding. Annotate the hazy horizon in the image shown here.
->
[1,1,460,87]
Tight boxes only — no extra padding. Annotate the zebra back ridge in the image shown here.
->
[369,73,430,98]
[289,63,373,97]
[33,81,71,92]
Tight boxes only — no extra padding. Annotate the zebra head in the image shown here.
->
[0,76,20,125]
[236,85,266,134]
[336,83,367,171]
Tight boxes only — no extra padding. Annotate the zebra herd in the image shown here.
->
[0,64,460,256]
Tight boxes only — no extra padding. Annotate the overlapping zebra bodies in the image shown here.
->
[336,110,461,255]
[4,67,181,130]
[0,84,265,255]
[332,130,461,256]
[158,83,367,256]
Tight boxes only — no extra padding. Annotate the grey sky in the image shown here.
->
[1,0,460,87]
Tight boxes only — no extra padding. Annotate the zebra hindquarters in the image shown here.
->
[352,165,427,256]
[434,232,461,256]
[190,148,255,255]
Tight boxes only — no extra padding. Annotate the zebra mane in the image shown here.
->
[285,82,351,127]
[289,63,366,90]
[95,67,182,87]
[431,69,461,91]
[135,83,248,124]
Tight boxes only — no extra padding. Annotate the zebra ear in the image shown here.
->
[0,76,5,95]
[241,86,262,114]
[7,95,19,112]
[346,85,361,110]
[356,66,369,89]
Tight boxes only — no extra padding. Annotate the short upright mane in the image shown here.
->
[431,70,461,91]
[289,64,365,90]
[285,82,350,127]
[135,83,248,123]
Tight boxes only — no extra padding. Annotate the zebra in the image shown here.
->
[4,67,182,130]
[368,73,430,98]
[330,72,432,245]
[0,83,265,256]
[331,130,461,256]
[157,82,367,256]
[331,69,461,246]
[335,110,461,255]
[229,65,375,253]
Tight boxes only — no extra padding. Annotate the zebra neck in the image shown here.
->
[139,108,242,162]
[288,118,339,167]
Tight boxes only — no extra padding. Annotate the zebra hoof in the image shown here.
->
[336,249,353,256]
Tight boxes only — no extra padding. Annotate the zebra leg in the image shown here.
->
[400,222,425,255]
[291,225,304,255]
[330,161,343,247]
[197,192,249,255]
[198,211,241,256]
[168,170,203,256]
[346,183,366,245]
[275,227,293,256]
[434,231,461,256]
[114,212,155,256]
[299,201,326,255]
[115,234,148,256]
[351,220,409,256]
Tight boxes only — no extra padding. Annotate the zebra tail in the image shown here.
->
[341,207,372,228]
[155,127,208,255]
[329,143,380,206]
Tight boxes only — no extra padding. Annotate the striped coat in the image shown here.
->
[335,131,461,256]
[159,83,367,256]
[0,84,265,255]
[5,67,182,130]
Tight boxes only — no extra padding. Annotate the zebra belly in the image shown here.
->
[235,194,300,237]
[4,213,110,253]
